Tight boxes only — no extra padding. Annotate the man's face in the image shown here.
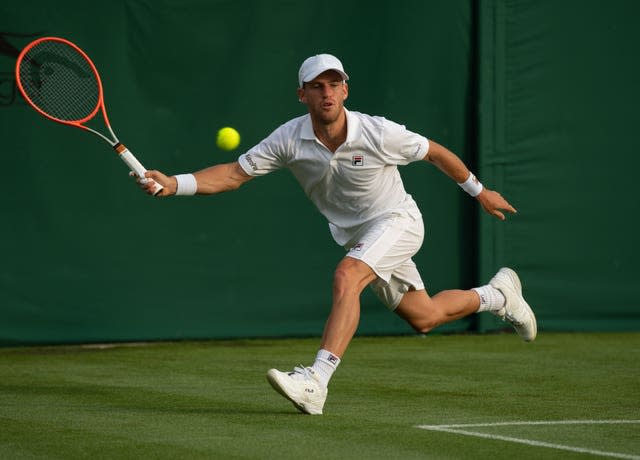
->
[297,70,348,125]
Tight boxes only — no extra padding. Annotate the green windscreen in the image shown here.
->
[1,0,638,345]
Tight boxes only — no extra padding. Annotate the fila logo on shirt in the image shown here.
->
[352,155,364,166]
[350,243,364,252]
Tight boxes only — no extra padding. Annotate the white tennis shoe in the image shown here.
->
[489,267,537,342]
[266,366,327,415]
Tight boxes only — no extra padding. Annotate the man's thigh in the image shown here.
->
[344,213,425,309]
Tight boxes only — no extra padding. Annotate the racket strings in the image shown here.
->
[18,40,100,122]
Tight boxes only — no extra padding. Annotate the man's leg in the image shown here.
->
[320,256,377,357]
[266,256,376,415]
[394,288,480,333]
[394,268,536,341]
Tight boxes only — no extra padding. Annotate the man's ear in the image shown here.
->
[297,87,305,103]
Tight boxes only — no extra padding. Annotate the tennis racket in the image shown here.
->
[15,36,162,195]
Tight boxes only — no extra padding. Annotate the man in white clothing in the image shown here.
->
[137,54,536,416]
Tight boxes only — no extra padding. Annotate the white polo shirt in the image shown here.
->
[238,109,429,245]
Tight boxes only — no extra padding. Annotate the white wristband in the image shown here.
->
[174,174,198,196]
[458,172,483,197]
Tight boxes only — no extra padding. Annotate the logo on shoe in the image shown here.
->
[305,388,315,393]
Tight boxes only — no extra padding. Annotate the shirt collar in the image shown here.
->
[300,108,361,143]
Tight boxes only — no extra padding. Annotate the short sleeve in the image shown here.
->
[380,118,429,165]
[238,128,288,176]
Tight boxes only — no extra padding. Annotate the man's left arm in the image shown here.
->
[423,140,517,221]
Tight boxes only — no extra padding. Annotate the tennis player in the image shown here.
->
[137,54,536,416]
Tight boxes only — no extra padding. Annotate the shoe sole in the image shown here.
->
[266,369,322,415]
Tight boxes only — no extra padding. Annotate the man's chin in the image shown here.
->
[314,108,342,125]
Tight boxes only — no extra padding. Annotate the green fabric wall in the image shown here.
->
[0,1,475,344]
[1,1,638,345]
[477,0,640,332]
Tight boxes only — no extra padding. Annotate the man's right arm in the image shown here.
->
[140,161,254,196]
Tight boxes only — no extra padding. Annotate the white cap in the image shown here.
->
[298,54,349,88]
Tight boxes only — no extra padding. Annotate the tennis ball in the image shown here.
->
[216,127,241,151]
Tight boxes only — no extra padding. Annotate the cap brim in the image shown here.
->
[302,68,349,85]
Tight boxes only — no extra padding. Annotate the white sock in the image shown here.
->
[311,349,340,388]
[472,285,506,312]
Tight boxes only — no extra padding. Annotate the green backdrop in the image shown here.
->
[0,0,638,345]
[477,0,640,332]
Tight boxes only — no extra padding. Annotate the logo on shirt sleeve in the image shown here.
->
[244,153,258,171]
[352,155,364,166]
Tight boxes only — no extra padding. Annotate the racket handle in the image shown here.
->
[114,143,163,196]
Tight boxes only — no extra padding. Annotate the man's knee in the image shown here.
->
[410,317,440,334]
[396,291,443,334]
[333,258,376,297]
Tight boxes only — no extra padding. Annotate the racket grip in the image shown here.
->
[114,143,163,196]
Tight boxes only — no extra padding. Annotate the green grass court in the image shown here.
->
[1,332,638,459]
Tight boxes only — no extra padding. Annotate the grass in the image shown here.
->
[0,332,639,459]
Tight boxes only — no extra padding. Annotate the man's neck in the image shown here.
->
[312,109,347,153]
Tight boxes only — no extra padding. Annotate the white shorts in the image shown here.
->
[343,212,425,310]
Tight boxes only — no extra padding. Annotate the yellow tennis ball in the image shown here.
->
[216,127,241,151]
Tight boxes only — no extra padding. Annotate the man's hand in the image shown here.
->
[476,188,517,221]
[130,170,177,197]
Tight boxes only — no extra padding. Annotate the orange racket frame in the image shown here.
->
[15,36,162,195]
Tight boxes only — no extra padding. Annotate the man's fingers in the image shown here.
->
[128,169,168,196]
[479,190,517,220]
[128,170,151,185]
[144,170,166,184]
[504,202,518,214]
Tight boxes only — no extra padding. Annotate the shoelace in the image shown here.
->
[494,286,524,326]
[288,365,312,381]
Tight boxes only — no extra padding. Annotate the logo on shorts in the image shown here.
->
[350,242,364,252]
[352,155,364,166]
